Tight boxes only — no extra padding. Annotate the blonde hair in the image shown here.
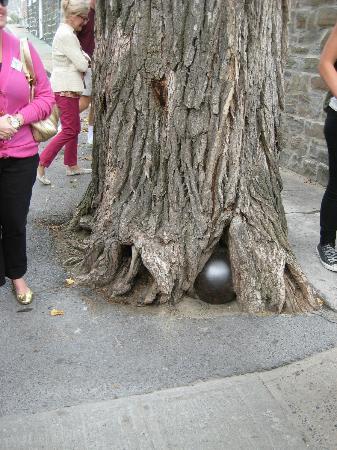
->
[61,0,90,18]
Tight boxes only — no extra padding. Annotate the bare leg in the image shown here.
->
[37,164,51,185]
[66,164,92,175]
[37,164,45,176]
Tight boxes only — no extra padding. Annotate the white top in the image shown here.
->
[50,23,90,93]
[329,96,337,112]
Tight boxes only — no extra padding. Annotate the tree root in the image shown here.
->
[283,259,321,313]
[229,216,321,314]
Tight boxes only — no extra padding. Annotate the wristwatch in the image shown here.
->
[8,115,22,130]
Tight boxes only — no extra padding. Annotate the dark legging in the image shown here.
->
[320,107,337,246]
[0,154,39,286]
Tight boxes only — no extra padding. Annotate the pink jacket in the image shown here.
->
[0,30,55,158]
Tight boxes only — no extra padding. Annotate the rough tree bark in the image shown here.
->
[72,0,321,313]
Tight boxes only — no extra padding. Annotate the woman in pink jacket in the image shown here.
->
[0,1,55,304]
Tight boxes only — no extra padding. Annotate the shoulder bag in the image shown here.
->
[20,37,59,142]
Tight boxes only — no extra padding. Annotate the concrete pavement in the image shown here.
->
[283,170,337,311]
[1,347,337,449]
[1,25,337,450]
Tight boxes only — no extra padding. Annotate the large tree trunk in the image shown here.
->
[72,0,320,313]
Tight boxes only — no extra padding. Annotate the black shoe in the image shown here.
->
[316,243,337,272]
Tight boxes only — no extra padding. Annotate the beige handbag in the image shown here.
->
[20,37,59,143]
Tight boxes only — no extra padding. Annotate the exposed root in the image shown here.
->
[79,215,94,232]
[77,240,123,287]
[137,281,159,306]
[64,256,84,267]
[283,259,321,313]
[126,246,141,283]
[68,182,95,231]
[229,216,321,314]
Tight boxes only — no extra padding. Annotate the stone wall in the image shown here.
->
[282,0,337,185]
[40,0,61,45]
[26,0,38,37]
[26,0,61,45]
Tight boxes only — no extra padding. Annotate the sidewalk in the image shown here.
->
[2,346,337,449]
[1,26,337,450]
[283,169,337,311]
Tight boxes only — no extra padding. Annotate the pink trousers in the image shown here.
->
[40,94,80,168]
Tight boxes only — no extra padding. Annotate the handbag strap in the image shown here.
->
[20,37,36,101]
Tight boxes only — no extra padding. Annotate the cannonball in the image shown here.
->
[194,250,235,304]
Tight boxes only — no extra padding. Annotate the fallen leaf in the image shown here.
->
[50,309,64,316]
[65,278,75,286]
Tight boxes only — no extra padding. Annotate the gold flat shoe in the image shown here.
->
[16,289,34,305]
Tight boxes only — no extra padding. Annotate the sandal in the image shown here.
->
[37,173,51,185]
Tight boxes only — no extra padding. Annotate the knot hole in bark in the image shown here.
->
[151,76,168,109]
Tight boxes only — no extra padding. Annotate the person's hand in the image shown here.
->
[0,115,17,140]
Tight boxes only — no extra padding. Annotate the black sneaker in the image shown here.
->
[316,243,337,272]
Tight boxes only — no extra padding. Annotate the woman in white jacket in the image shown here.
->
[37,0,91,185]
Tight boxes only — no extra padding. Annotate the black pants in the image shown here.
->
[0,154,39,286]
[321,107,337,246]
